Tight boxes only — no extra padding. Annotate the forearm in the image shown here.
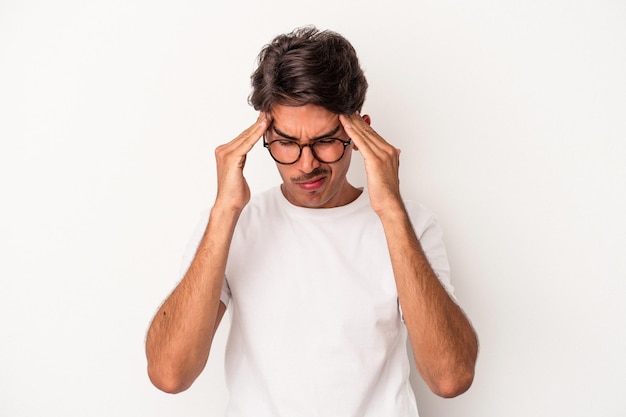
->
[379,204,478,398]
[145,205,239,393]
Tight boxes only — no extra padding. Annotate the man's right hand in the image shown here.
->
[146,116,269,394]
[214,113,269,212]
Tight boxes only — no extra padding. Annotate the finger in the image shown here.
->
[344,113,389,149]
[240,113,269,144]
[339,113,367,148]
[224,113,269,153]
[342,114,403,175]
[340,113,389,155]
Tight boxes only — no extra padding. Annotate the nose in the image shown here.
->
[298,144,320,172]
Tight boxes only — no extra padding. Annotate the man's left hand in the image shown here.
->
[340,112,403,216]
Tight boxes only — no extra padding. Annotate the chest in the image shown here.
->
[225,215,400,333]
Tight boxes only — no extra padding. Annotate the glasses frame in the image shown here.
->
[263,136,352,165]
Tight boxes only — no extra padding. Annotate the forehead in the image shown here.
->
[270,104,340,138]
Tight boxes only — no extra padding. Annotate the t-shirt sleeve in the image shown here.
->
[179,208,231,307]
[406,201,455,298]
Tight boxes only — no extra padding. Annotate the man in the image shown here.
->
[146,25,478,416]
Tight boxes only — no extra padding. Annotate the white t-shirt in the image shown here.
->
[183,186,453,417]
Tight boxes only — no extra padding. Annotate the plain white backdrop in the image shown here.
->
[1,1,625,416]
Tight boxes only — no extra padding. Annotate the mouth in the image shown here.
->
[296,176,326,191]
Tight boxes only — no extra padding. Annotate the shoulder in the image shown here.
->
[242,186,282,216]
[402,199,440,235]
[248,185,281,206]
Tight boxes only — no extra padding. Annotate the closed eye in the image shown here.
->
[273,140,298,147]
[315,138,339,145]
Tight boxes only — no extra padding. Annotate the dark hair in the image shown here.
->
[248,25,368,115]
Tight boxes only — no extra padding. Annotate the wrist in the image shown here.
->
[210,202,244,225]
[373,198,407,221]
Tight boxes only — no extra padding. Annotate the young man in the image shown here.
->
[146,26,478,416]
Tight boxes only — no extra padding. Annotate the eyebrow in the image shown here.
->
[272,125,341,141]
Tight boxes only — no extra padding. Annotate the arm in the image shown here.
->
[145,114,268,393]
[379,205,477,397]
[340,113,478,398]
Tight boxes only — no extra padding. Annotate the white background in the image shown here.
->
[1,1,625,416]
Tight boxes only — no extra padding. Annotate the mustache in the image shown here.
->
[290,168,330,183]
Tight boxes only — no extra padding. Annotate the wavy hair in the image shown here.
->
[249,26,368,115]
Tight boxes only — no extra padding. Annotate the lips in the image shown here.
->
[296,176,326,191]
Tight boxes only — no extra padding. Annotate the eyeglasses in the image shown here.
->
[264,137,352,165]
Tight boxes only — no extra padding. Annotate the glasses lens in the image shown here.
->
[268,141,300,164]
[311,139,345,163]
